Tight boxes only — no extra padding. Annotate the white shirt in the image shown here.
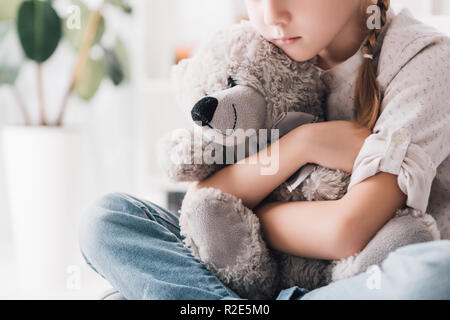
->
[289,7,450,239]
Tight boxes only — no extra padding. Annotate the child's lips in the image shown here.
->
[272,36,302,46]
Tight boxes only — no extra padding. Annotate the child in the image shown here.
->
[78,0,450,299]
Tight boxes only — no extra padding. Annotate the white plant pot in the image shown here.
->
[2,125,93,294]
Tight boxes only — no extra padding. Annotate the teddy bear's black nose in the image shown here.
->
[191,97,218,126]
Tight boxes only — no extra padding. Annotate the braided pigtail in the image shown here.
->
[353,0,390,130]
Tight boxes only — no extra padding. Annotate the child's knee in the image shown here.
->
[390,240,450,269]
[381,240,450,299]
[77,192,134,260]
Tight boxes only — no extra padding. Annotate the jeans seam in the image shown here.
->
[80,248,107,281]
[141,276,234,300]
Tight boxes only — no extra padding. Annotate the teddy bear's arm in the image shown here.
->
[157,128,227,182]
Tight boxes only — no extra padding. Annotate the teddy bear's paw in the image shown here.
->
[330,212,439,282]
[157,128,226,182]
[274,251,333,291]
[301,167,351,201]
[179,187,279,300]
[179,187,256,268]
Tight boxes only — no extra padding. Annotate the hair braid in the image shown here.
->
[353,0,390,130]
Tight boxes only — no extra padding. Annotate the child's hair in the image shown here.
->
[354,0,390,130]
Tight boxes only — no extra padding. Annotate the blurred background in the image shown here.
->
[0,0,448,299]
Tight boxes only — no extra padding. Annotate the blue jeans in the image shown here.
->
[78,192,450,300]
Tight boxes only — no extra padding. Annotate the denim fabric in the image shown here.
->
[78,192,450,300]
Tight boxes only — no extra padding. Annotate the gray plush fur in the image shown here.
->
[157,20,440,300]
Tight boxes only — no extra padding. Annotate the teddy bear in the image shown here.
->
[157,20,440,300]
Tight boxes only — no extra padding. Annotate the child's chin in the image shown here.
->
[286,51,316,63]
[279,46,316,63]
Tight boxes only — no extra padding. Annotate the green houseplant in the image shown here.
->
[0,0,132,126]
[0,0,133,295]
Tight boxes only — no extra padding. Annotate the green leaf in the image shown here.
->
[104,48,124,86]
[113,38,130,83]
[0,0,23,21]
[16,0,62,63]
[63,0,105,51]
[74,57,105,100]
[106,0,132,14]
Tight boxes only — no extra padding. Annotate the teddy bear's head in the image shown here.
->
[172,20,324,146]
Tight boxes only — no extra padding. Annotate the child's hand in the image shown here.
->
[302,120,372,174]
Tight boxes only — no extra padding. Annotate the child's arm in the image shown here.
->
[255,171,406,260]
[188,120,405,260]
[189,120,371,209]
[189,124,313,209]
[253,121,407,260]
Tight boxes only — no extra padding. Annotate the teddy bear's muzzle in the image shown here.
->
[190,85,267,140]
[191,97,218,126]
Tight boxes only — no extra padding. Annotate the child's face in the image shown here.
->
[245,0,365,62]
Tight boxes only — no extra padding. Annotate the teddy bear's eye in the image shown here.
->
[227,76,237,88]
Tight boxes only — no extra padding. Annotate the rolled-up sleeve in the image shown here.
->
[347,38,450,213]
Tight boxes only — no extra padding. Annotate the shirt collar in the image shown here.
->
[312,44,364,89]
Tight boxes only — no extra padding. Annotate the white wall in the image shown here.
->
[391,0,450,35]
[392,0,450,15]
[132,0,247,80]
[0,93,13,253]
[432,0,450,14]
